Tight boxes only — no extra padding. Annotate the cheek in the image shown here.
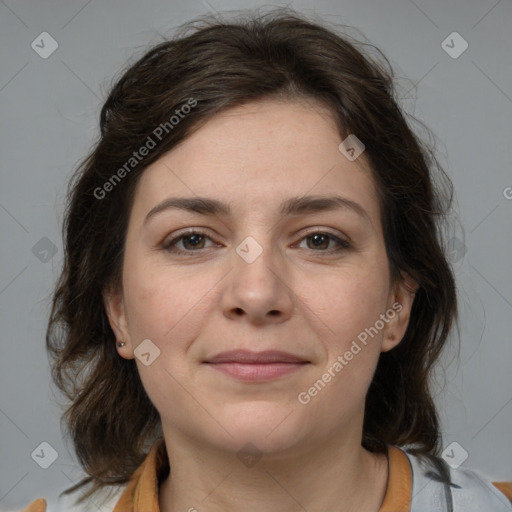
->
[122,254,218,350]
[123,273,179,342]
[293,263,389,412]
[296,282,386,426]
[301,263,390,350]
[121,261,212,411]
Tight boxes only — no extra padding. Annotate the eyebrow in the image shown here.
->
[144,195,370,225]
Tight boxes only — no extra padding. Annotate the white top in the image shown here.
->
[405,450,512,511]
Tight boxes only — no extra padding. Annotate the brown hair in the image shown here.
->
[47,7,457,504]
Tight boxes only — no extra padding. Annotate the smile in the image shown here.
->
[203,350,310,382]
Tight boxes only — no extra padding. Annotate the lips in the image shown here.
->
[204,349,309,364]
[204,350,310,382]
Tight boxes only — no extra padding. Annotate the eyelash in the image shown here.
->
[162,229,351,255]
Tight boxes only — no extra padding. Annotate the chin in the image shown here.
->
[206,401,308,455]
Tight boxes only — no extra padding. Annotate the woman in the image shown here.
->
[22,8,512,512]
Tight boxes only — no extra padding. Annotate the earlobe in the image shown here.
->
[381,272,418,352]
[102,286,134,358]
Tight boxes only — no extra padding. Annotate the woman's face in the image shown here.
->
[105,98,415,456]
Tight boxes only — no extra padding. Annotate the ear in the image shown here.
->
[103,285,134,359]
[381,271,418,352]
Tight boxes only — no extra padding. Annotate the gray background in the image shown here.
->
[1,0,511,510]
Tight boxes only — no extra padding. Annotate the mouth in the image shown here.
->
[203,350,310,382]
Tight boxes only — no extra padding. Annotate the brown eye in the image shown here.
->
[297,231,350,252]
[180,233,206,250]
[306,233,330,250]
[163,231,215,254]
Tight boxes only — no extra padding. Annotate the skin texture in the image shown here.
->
[104,98,417,511]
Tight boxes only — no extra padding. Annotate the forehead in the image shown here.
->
[130,98,380,225]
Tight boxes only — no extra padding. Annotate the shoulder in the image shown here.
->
[20,486,124,512]
[403,448,512,511]
[19,498,46,512]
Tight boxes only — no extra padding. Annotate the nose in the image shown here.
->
[221,237,294,326]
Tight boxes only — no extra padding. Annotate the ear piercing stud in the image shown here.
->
[117,341,126,348]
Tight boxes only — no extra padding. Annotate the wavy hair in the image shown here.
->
[46,7,457,505]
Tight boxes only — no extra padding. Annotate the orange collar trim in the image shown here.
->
[380,445,412,511]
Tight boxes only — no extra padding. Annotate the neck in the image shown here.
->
[158,428,389,512]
